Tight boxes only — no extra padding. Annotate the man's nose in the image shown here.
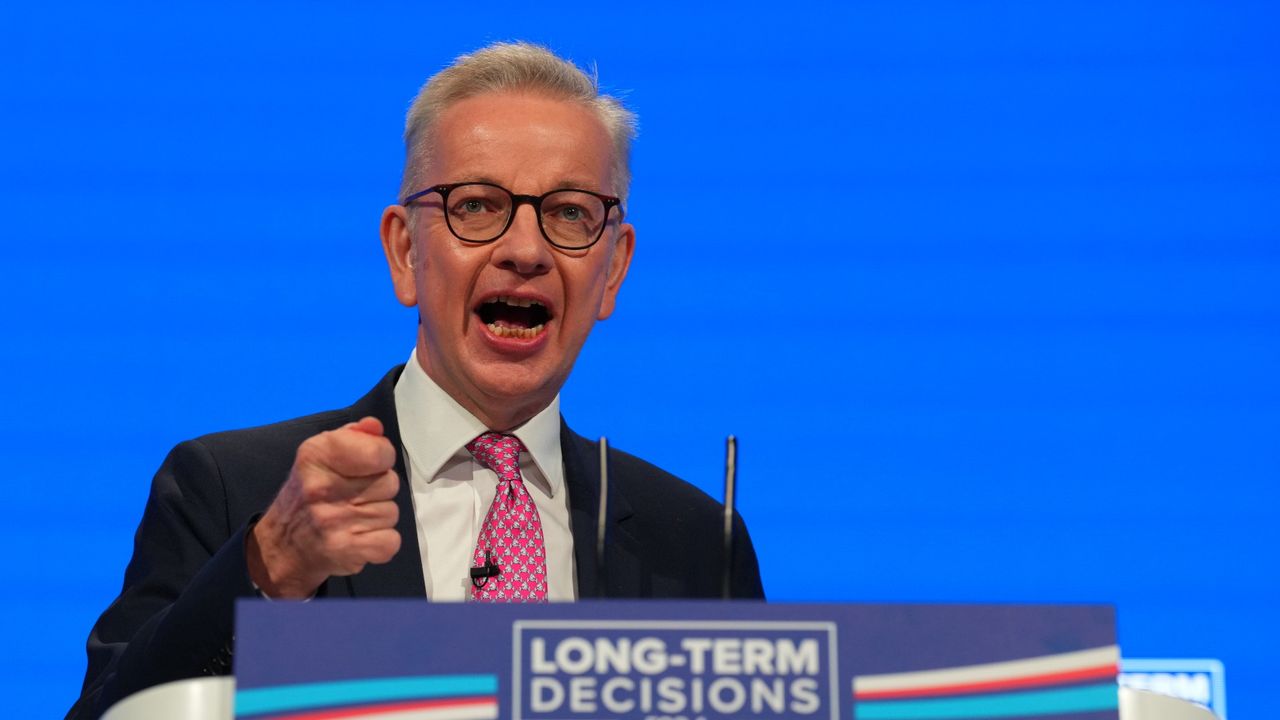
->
[492,204,553,275]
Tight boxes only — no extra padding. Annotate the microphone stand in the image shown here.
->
[722,435,737,600]
[596,437,609,599]
[595,434,738,600]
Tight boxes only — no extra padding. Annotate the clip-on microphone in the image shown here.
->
[470,550,501,589]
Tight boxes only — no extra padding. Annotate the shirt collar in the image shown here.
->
[394,349,564,497]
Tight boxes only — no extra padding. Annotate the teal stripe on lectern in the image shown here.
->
[856,683,1118,719]
[235,674,497,716]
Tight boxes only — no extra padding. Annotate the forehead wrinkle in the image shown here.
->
[432,135,605,191]
[430,93,616,195]
[445,173,610,196]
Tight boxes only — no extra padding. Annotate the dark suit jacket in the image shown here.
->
[68,366,765,719]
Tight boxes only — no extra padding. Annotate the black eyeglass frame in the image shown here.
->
[401,182,623,250]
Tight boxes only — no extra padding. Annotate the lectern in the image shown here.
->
[97,601,1217,720]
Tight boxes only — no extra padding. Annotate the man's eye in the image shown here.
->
[451,197,502,218]
[556,206,585,222]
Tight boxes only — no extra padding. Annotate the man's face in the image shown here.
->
[382,91,634,430]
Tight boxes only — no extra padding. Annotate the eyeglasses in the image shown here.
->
[402,182,622,250]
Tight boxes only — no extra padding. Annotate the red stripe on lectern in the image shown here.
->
[266,695,496,720]
[855,664,1118,701]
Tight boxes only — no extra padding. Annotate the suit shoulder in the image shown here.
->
[155,407,357,513]
[189,407,353,459]
[186,365,403,461]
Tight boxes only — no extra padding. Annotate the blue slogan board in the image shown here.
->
[235,601,1118,720]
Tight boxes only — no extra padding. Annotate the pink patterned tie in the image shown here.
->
[466,432,548,602]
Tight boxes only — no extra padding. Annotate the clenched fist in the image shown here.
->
[247,416,402,598]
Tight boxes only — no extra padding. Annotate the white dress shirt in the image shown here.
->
[393,350,577,601]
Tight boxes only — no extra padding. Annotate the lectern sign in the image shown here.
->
[512,620,838,719]
[234,601,1118,720]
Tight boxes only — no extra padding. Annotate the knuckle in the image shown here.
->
[376,437,396,466]
[299,477,330,504]
[355,444,378,470]
[374,473,399,500]
[366,438,392,469]
[373,532,401,563]
[309,504,338,531]
[320,533,347,558]
[295,436,326,466]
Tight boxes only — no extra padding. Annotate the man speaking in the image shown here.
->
[68,42,764,719]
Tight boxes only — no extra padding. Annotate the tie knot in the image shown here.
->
[466,432,525,483]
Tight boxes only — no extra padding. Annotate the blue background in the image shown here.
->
[2,2,1276,717]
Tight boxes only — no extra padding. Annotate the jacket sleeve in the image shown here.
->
[66,439,259,720]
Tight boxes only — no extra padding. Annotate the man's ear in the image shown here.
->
[597,222,635,320]
[380,204,418,307]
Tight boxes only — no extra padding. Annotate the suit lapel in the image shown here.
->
[561,421,642,598]
[338,366,428,599]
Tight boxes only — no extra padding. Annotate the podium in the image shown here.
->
[99,601,1218,720]
[102,679,1216,720]
[101,678,232,720]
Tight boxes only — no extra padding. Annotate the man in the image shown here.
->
[68,42,764,720]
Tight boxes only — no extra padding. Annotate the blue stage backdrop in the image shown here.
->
[2,3,1276,718]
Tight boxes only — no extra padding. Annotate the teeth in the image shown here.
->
[492,295,544,308]
[487,322,546,339]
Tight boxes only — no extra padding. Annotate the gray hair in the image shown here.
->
[399,42,638,207]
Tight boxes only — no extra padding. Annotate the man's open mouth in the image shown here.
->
[475,295,552,339]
